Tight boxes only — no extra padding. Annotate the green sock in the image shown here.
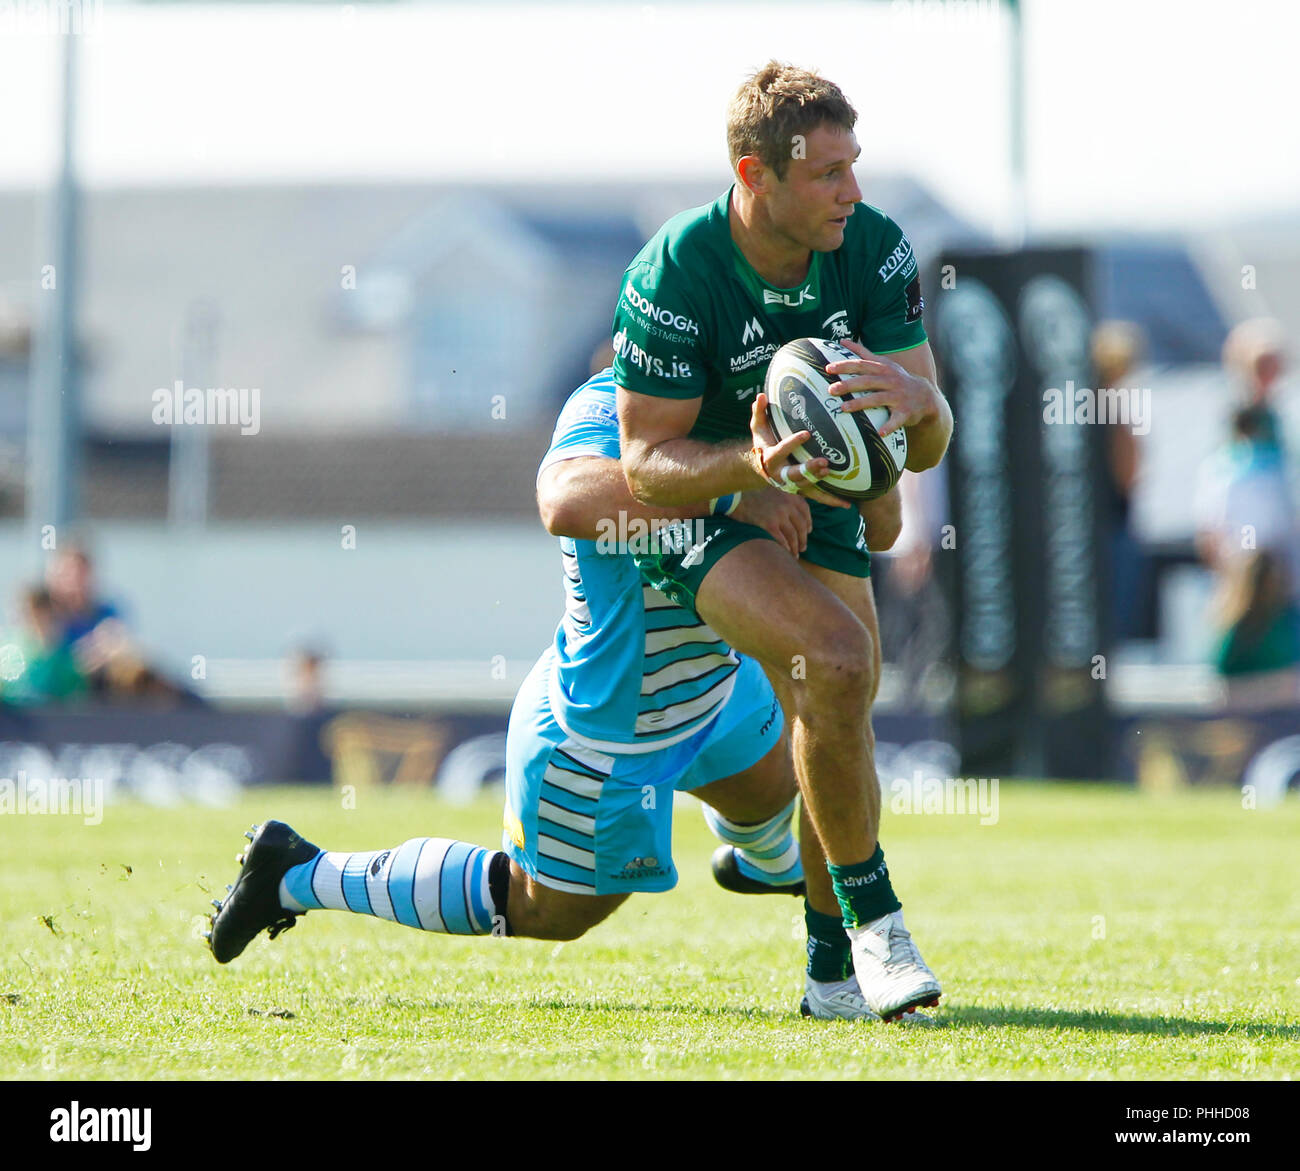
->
[805,902,854,982]
[827,845,902,929]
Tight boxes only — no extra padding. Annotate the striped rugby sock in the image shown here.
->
[701,797,803,887]
[279,838,504,936]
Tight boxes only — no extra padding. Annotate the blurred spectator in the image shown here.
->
[1194,404,1300,595]
[40,539,203,706]
[285,647,334,783]
[45,540,136,694]
[1222,317,1288,452]
[286,647,328,714]
[1092,320,1147,640]
[0,586,88,705]
[1210,549,1300,707]
[45,541,122,655]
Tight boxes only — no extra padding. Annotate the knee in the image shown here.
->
[796,621,876,703]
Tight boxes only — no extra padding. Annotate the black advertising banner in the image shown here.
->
[930,252,1040,777]
[930,249,1112,779]
[1017,249,1113,779]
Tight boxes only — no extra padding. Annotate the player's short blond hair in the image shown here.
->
[726,61,857,182]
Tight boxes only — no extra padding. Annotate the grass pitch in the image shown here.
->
[2,782,1297,1080]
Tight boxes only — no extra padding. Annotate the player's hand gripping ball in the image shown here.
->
[763,338,908,501]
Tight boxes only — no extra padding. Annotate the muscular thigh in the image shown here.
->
[799,560,881,698]
[693,537,865,676]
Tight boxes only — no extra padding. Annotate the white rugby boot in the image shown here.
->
[847,910,942,1021]
[800,973,933,1024]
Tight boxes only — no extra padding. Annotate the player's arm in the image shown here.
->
[860,485,903,552]
[616,388,756,505]
[885,341,953,472]
[824,339,953,472]
[539,453,812,556]
[619,386,848,509]
[536,455,707,541]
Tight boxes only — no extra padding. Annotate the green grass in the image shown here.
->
[2,782,1297,1079]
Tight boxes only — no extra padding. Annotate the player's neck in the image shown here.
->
[728,187,812,290]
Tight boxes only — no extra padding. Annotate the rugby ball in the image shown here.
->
[764,338,907,501]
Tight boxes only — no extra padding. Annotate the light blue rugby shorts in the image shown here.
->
[502,651,783,895]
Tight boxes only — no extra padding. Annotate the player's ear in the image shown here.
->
[736,154,768,195]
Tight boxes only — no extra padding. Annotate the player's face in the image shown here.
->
[769,124,863,252]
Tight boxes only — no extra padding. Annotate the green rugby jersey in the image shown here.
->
[611,187,928,443]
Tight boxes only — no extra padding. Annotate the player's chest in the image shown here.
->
[710,283,858,405]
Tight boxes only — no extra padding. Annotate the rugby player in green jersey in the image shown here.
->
[612,62,954,1020]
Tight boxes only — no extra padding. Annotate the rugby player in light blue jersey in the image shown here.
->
[206,369,905,1021]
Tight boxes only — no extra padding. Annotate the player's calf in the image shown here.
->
[207,821,624,963]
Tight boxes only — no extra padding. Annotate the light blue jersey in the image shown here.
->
[536,368,740,753]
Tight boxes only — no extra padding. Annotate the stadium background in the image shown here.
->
[2,0,1299,807]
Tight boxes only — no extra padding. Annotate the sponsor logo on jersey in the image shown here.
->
[741,317,764,346]
[573,402,618,426]
[822,309,851,339]
[877,239,916,283]
[622,282,699,336]
[734,382,762,401]
[612,329,692,381]
[904,273,924,323]
[728,342,779,374]
[763,287,816,307]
